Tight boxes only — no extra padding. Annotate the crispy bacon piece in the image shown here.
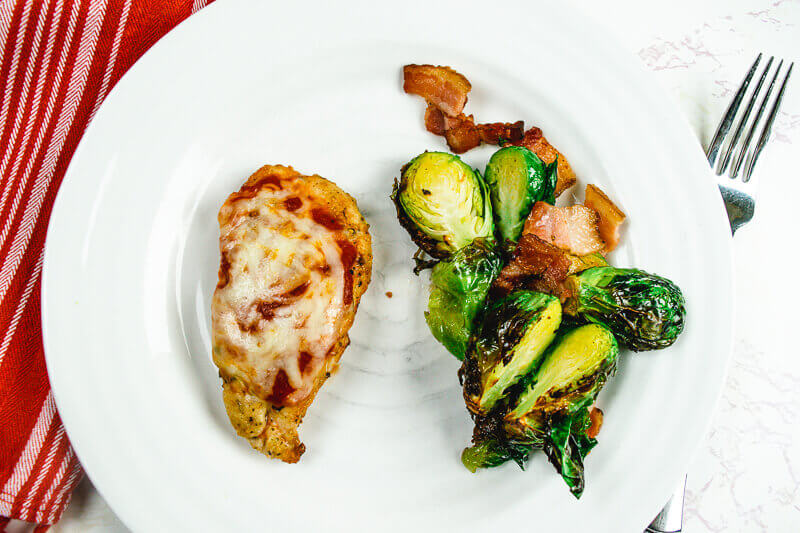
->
[424,103,447,135]
[424,104,466,135]
[523,202,604,256]
[584,184,626,252]
[586,407,604,439]
[443,115,525,153]
[444,114,482,153]
[408,65,525,153]
[425,106,524,154]
[403,64,471,117]
[477,120,525,144]
[492,234,572,298]
[514,127,577,196]
[403,64,577,190]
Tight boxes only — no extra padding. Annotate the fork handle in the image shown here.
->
[645,476,686,533]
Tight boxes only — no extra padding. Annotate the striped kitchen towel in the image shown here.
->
[0,0,214,527]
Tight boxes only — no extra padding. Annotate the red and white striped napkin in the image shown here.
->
[0,1,213,528]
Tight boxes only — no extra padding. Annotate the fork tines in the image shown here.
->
[706,54,793,182]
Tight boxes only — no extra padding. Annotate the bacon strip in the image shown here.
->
[586,407,604,439]
[443,114,482,153]
[514,127,577,196]
[425,105,525,154]
[406,64,525,154]
[584,184,626,252]
[424,103,447,136]
[403,64,471,117]
[403,65,576,185]
[523,202,604,256]
[492,234,572,298]
[477,120,525,144]
[424,104,469,134]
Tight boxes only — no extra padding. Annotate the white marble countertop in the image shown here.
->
[49,1,799,531]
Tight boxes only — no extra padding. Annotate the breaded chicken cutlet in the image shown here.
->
[211,165,372,462]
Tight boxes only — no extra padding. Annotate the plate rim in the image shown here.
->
[41,1,735,530]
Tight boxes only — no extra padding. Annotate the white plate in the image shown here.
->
[42,1,734,531]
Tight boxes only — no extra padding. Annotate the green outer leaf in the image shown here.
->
[568,266,686,351]
[425,241,502,360]
[542,404,597,499]
[461,438,536,473]
[484,146,558,243]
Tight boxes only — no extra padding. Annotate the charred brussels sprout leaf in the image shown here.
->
[392,151,494,259]
[461,438,536,473]
[565,267,686,351]
[426,241,502,360]
[543,404,597,499]
[462,291,562,415]
[484,146,558,243]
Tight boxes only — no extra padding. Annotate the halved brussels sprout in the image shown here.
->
[484,146,558,243]
[504,324,618,498]
[507,324,618,420]
[426,240,502,360]
[564,266,686,351]
[461,291,562,415]
[392,151,494,259]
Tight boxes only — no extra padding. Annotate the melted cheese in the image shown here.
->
[211,177,346,406]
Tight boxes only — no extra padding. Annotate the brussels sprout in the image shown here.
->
[425,241,503,360]
[564,266,686,351]
[392,151,494,259]
[503,324,618,497]
[462,291,562,415]
[484,146,558,243]
[508,324,618,420]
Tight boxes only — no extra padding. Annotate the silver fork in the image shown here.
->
[646,54,793,533]
[706,53,793,234]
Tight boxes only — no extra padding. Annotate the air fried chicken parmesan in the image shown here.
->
[212,165,372,463]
